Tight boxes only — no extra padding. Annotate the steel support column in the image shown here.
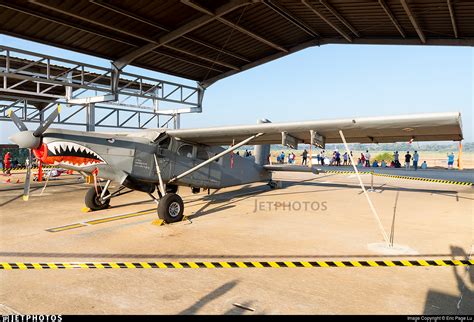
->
[86,103,95,132]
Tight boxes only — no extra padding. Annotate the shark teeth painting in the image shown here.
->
[43,141,106,167]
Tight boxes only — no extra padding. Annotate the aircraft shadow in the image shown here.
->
[423,245,473,314]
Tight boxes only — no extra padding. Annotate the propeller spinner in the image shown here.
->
[7,104,60,201]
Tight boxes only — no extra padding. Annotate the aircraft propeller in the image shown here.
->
[8,104,60,201]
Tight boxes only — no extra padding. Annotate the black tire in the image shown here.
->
[85,186,110,211]
[268,181,277,189]
[158,193,184,223]
[165,184,179,194]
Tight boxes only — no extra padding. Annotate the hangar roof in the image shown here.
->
[1,0,473,86]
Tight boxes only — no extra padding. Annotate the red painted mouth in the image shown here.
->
[34,142,105,167]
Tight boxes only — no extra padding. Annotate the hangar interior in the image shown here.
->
[1,0,473,132]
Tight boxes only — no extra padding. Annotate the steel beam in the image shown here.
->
[319,0,360,37]
[114,0,252,69]
[400,0,426,44]
[378,0,406,38]
[447,0,458,38]
[0,4,223,77]
[217,18,288,52]
[301,0,352,43]
[201,38,320,87]
[29,0,240,71]
[262,0,320,38]
[90,0,251,63]
[182,0,288,53]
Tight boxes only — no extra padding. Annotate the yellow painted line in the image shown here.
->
[268,261,280,268]
[47,210,155,233]
[418,260,430,266]
[401,260,413,267]
[86,211,155,225]
[47,223,87,232]
[316,261,329,267]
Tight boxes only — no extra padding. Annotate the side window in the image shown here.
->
[158,136,170,149]
[177,144,193,158]
[196,147,209,160]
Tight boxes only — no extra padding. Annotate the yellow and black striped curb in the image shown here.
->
[372,173,472,186]
[323,170,472,186]
[1,259,472,270]
[6,165,55,171]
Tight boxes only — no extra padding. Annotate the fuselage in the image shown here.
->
[40,128,271,192]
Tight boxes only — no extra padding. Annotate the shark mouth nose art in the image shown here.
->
[42,141,105,167]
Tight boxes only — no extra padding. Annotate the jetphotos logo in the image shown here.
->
[253,199,327,213]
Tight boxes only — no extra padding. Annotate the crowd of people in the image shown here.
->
[260,148,458,171]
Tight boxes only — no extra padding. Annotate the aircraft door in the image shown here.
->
[192,146,210,187]
[172,143,195,185]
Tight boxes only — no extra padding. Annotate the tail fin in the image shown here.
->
[254,119,271,166]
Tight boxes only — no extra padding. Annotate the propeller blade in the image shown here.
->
[33,104,60,137]
[8,109,28,132]
[23,149,32,201]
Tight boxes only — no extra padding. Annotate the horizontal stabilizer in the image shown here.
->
[263,164,320,174]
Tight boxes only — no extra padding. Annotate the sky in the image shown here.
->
[1,34,473,142]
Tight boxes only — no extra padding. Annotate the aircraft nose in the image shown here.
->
[8,131,41,149]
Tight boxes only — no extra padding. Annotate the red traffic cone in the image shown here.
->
[16,179,21,184]
[6,178,11,183]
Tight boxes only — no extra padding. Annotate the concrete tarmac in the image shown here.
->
[0,171,472,314]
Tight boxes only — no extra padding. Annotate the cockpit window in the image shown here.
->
[177,144,193,158]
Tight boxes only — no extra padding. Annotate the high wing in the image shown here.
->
[165,112,463,146]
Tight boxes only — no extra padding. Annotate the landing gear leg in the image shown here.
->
[85,186,110,210]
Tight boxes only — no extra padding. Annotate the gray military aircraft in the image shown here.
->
[8,107,463,223]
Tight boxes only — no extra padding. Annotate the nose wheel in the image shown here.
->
[85,186,110,210]
[157,193,184,223]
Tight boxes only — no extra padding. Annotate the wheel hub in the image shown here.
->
[168,201,181,217]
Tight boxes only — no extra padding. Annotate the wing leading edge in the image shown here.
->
[165,112,463,146]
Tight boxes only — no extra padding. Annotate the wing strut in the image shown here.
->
[339,130,390,246]
[168,133,264,183]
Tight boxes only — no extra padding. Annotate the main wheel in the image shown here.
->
[85,186,110,211]
[158,193,184,223]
